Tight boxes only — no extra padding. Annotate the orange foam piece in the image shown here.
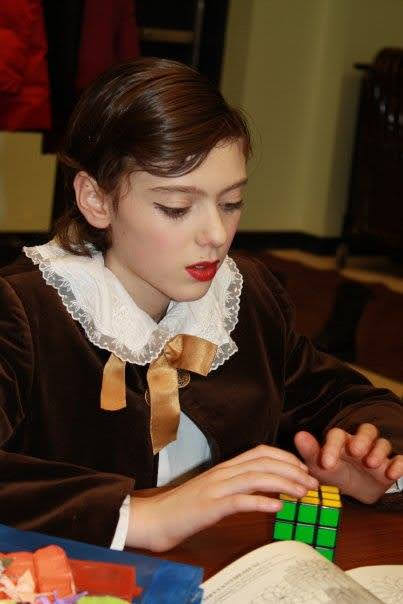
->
[69,559,142,599]
[33,545,76,598]
[0,547,142,600]
[0,551,37,597]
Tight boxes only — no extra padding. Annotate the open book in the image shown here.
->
[201,540,403,603]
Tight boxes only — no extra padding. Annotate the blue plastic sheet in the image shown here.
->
[0,524,203,603]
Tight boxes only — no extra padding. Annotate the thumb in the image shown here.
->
[294,431,321,468]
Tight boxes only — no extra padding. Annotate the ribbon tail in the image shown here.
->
[101,353,127,411]
[147,361,180,454]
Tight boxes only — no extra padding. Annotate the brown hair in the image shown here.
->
[55,57,251,254]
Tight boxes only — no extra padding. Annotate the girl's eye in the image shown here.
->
[155,204,190,220]
[221,200,244,212]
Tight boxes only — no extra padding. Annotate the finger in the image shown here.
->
[321,428,348,468]
[364,438,392,468]
[348,423,379,457]
[210,494,283,523]
[192,493,284,538]
[219,444,307,471]
[218,471,310,499]
[294,431,321,467]
[385,455,403,481]
[214,457,318,489]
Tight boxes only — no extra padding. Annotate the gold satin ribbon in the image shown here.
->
[147,334,217,454]
[100,352,127,411]
[100,335,217,454]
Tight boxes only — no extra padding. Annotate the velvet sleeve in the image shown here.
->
[0,276,134,546]
[254,261,403,454]
[282,331,403,453]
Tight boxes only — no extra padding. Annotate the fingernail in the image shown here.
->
[309,477,319,487]
[296,486,306,496]
[323,454,335,467]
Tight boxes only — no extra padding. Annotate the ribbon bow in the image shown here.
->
[100,335,217,454]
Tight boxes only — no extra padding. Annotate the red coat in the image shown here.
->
[0,0,51,131]
[76,0,140,92]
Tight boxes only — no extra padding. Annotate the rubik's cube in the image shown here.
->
[272,485,342,561]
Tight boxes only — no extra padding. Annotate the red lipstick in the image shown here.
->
[186,260,219,282]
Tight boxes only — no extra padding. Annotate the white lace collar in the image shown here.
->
[23,240,243,370]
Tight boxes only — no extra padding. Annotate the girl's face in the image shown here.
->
[104,139,247,321]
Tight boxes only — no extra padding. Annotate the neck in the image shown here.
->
[152,308,167,323]
[104,251,169,323]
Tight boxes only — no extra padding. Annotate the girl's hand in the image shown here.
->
[294,424,403,504]
[127,444,318,551]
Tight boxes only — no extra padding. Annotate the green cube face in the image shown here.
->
[276,501,297,521]
[294,523,315,544]
[297,503,319,524]
[274,487,341,561]
[273,521,294,540]
[316,527,337,548]
[315,547,335,561]
[319,506,340,528]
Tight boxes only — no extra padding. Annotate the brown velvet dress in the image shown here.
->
[0,253,402,546]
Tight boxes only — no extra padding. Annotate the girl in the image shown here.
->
[0,58,402,552]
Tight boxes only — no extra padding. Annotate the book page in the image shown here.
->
[201,541,382,603]
[346,566,403,604]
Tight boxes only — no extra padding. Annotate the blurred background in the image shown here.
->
[1,0,403,263]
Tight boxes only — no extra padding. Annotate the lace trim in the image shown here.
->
[23,246,243,371]
[211,256,242,370]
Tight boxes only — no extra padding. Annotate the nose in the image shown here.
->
[195,204,228,248]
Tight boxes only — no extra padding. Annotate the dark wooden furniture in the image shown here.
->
[339,48,403,265]
[135,0,229,86]
[132,497,403,580]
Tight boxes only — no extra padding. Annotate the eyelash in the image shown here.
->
[155,201,244,220]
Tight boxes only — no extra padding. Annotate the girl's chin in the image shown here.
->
[169,281,212,303]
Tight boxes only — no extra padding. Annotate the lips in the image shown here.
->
[186,260,219,282]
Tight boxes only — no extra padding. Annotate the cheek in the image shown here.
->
[231,214,241,233]
[151,221,188,248]
[123,220,185,265]
[225,214,241,241]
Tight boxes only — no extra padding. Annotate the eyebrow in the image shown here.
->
[148,177,248,196]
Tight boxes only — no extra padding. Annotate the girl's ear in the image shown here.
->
[73,171,112,228]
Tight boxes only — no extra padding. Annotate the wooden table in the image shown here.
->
[134,497,403,580]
